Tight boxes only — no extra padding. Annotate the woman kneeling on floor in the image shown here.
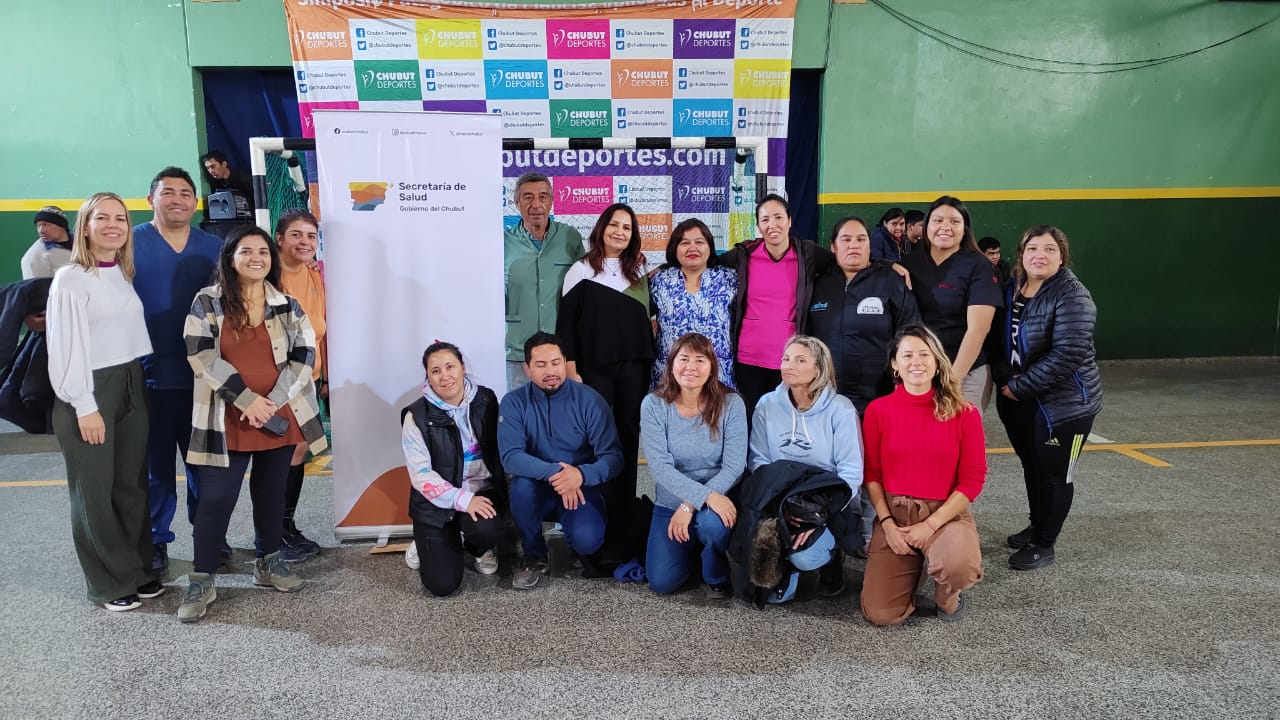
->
[860,325,986,625]
[401,341,505,596]
[641,332,747,598]
[179,226,327,623]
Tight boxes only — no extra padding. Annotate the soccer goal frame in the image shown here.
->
[249,134,771,235]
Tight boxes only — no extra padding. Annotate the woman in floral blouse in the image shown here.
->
[650,219,737,389]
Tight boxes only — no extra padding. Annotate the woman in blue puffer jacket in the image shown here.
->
[990,225,1102,572]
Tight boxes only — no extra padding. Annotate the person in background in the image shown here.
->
[979,236,1011,284]
[641,333,747,598]
[200,150,256,233]
[132,166,223,580]
[807,215,920,556]
[649,218,737,389]
[991,226,1102,571]
[869,207,908,263]
[46,192,160,611]
[274,209,326,562]
[901,196,1002,414]
[499,333,622,591]
[21,206,74,280]
[860,325,986,625]
[902,209,925,256]
[504,172,585,392]
[178,225,326,623]
[720,194,834,423]
[559,203,654,569]
[401,341,504,596]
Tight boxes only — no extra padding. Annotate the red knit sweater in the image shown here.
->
[862,385,987,502]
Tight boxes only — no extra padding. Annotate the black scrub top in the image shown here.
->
[903,247,1003,368]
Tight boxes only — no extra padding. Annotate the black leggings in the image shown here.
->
[580,359,648,561]
[997,397,1095,548]
[412,504,503,597]
[191,445,294,573]
[734,362,782,429]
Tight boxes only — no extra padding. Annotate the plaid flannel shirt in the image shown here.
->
[184,282,327,467]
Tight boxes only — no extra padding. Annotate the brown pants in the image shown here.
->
[860,493,983,626]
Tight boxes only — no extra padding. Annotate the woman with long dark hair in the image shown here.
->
[860,325,986,625]
[649,219,737,389]
[400,341,505,595]
[558,203,653,569]
[641,333,747,597]
[47,192,159,611]
[901,196,1003,414]
[992,226,1102,571]
[178,226,327,623]
[869,207,907,263]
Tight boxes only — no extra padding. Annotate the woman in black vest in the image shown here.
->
[400,341,505,596]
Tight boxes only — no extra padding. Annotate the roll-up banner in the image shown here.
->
[314,110,504,538]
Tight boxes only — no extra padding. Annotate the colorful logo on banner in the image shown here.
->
[285,1,796,251]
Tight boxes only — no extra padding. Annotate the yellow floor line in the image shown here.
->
[1110,448,1174,468]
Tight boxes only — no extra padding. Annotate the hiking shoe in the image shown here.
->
[283,526,321,555]
[472,549,499,576]
[151,544,169,580]
[137,580,166,599]
[404,541,420,570]
[938,594,967,622]
[819,548,846,597]
[254,551,303,592]
[1009,544,1055,570]
[178,573,216,623]
[1007,526,1035,550]
[280,531,319,563]
[512,557,549,590]
[705,583,731,601]
[103,595,141,612]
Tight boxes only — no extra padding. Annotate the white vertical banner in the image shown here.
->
[314,110,504,539]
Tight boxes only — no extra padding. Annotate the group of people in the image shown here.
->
[31,163,1100,626]
[41,166,331,623]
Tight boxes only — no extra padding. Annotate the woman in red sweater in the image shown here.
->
[860,324,986,625]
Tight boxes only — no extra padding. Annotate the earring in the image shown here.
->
[892,370,900,380]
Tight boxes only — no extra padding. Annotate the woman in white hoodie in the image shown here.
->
[747,335,863,601]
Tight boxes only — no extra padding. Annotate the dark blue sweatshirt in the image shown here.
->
[497,379,623,486]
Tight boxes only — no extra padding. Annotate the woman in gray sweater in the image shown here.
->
[640,333,748,598]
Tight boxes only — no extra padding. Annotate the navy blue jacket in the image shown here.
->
[497,379,622,486]
[990,268,1102,428]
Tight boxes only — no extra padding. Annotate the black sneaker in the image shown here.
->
[103,595,141,612]
[938,594,967,622]
[705,583,731,601]
[151,544,169,579]
[137,580,166,599]
[1009,544,1055,570]
[280,531,319,563]
[1007,526,1034,550]
[819,548,846,597]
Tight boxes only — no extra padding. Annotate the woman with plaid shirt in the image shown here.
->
[176,226,327,623]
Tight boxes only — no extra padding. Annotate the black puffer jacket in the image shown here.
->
[989,268,1102,428]
[0,278,54,433]
[401,386,505,528]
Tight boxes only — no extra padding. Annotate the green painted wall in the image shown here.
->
[185,0,292,68]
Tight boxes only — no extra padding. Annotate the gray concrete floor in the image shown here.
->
[1,359,1278,718]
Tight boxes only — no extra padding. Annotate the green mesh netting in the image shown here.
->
[264,151,311,230]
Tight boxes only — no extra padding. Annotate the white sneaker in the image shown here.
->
[404,541,420,570]
[473,549,499,575]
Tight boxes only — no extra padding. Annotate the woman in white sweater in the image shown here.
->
[47,192,160,612]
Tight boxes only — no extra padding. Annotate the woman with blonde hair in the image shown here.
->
[860,324,986,625]
[47,192,160,611]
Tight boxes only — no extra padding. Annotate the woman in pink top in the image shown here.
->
[859,324,986,626]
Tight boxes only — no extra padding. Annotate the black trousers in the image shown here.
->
[412,500,503,597]
[734,362,782,428]
[580,359,649,563]
[997,396,1095,548]
[191,445,294,573]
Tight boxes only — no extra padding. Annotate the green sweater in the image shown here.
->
[503,221,585,361]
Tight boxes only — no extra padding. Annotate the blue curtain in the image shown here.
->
[786,70,822,243]
[201,70,302,171]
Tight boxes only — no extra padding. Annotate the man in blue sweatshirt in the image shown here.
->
[132,167,223,579]
[498,332,622,590]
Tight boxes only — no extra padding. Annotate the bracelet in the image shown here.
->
[877,515,893,526]
[677,504,694,514]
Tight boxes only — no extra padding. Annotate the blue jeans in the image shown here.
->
[767,528,837,604]
[646,505,731,594]
[146,388,199,545]
[508,475,606,559]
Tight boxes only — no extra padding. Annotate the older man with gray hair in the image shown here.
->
[503,172,584,391]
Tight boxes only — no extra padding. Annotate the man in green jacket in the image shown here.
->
[504,172,585,391]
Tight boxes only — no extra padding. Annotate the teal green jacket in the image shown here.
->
[504,221,585,362]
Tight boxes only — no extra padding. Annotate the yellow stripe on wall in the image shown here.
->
[818,186,1280,204]
[0,198,203,212]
